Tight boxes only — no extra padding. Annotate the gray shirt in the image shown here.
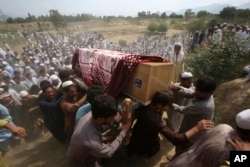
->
[67,112,126,167]
[172,95,215,141]
[166,124,235,167]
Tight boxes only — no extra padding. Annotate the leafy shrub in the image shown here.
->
[157,23,168,32]
[118,40,127,47]
[147,23,158,32]
[187,18,206,32]
[147,23,168,33]
[185,34,250,83]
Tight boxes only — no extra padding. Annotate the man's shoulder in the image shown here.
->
[78,103,91,112]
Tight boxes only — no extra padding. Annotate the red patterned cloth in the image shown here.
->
[72,48,167,97]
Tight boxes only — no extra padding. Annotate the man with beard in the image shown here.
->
[60,80,87,143]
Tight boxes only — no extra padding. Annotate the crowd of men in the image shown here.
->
[188,23,250,52]
[0,22,250,167]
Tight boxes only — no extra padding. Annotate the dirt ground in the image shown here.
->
[4,128,174,167]
[4,77,250,167]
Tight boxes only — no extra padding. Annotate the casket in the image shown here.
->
[124,62,173,105]
[72,48,173,105]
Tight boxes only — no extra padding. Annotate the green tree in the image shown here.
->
[184,9,195,19]
[160,12,167,18]
[236,9,250,20]
[169,12,183,18]
[187,18,206,33]
[185,34,250,83]
[49,9,66,28]
[219,7,237,20]
[196,10,209,18]
[6,17,14,23]
[138,11,146,18]
[26,13,36,22]
[207,18,221,27]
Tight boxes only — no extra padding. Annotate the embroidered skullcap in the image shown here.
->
[19,90,29,98]
[62,80,74,88]
[181,72,193,78]
[236,109,250,130]
[0,93,10,100]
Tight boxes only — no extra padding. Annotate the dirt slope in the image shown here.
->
[213,78,250,127]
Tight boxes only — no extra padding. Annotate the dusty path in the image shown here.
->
[4,130,173,167]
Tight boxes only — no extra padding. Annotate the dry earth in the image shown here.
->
[4,126,174,167]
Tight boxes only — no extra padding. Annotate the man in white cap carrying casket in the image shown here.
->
[60,80,87,143]
[19,90,44,135]
[165,109,250,167]
[168,72,195,133]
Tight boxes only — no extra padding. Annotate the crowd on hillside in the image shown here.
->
[188,23,250,52]
[0,22,250,167]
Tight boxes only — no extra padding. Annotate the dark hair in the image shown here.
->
[29,84,41,95]
[40,80,51,89]
[236,126,250,142]
[195,76,217,93]
[87,85,105,104]
[42,83,54,93]
[151,90,173,106]
[91,95,117,119]
[58,69,70,81]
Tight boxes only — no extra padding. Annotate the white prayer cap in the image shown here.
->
[50,74,58,81]
[25,66,31,69]
[174,42,182,46]
[236,109,250,130]
[19,90,29,98]
[50,67,55,70]
[40,63,44,66]
[0,88,4,92]
[214,26,218,29]
[181,72,193,78]
[2,61,7,65]
[62,80,74,88]
[0,93,10,100]
[65,65,72,69]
